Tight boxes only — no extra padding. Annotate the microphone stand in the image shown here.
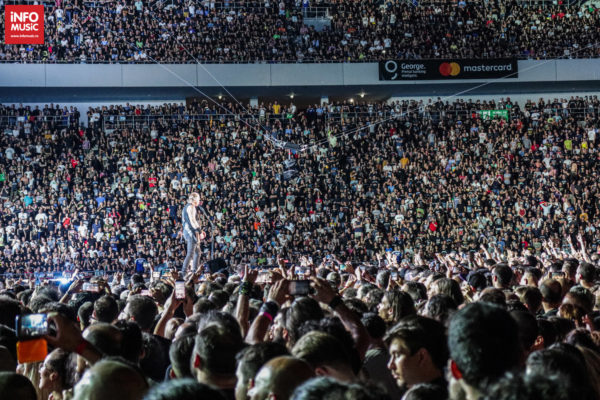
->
[199,206,215,260]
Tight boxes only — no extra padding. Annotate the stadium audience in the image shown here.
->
[0,0,599,63]
[0,95,600,274]
[0,94,599,399]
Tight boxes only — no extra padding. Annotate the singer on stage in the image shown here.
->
[181,192,205,274]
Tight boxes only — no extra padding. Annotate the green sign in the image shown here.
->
[479,109,509,121]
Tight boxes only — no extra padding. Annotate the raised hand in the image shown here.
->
[45,312,84,353]
[67,279,84,295]
[344,274,357,289]
[310,277,338,304]
[242,264,258,284]
[268,279,289,305]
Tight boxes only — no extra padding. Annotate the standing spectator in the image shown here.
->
[448,303,521,400]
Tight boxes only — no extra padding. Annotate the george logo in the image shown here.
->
[439,62,461,77]
[4,5,45,44]
[383,60,399,80]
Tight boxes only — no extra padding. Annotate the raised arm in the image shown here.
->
[235,265,258,338]
[246,279,288,344]
[59,279,83,304]
[45,312,102,365]
[577,233,592,263]
[310,277,369,361]
[154,288,183,338]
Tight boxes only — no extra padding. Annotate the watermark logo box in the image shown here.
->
[4,5,44,44]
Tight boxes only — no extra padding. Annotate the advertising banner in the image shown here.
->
[479,109,509,121]
[379,59,518,80]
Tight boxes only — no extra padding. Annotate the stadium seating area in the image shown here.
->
[0,0,599,62]
[1,96,599,273]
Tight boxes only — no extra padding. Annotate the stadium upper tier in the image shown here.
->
[0,0,599,63]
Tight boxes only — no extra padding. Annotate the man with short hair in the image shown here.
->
[576,262,596,289]
[492,265,513,290]
[144,378,226,400]
[384,315,448,396]
[121,295,170,380]
[235,342,289,400]
[121,295,158,333]
[169,334,196,379]
[292,331,355,382]
[562,259,579,282]
[539,279,562,316]
[520,268,541,287]
[83,322,123,357]
[191,324,245,399]
[93,294,119,323]
[515,286,543,314]
[361,313,402,399]
[448,302,520,400]
[247,356,314,400]
[72,359,149,400]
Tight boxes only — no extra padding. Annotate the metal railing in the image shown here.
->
[339,105,600,121]
[0,115,78,129]
[399,0,587,5]
[302,6,331,18]
[99,112,297,131]
[97,105,600,130]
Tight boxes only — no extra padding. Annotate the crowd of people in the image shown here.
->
[1,95,600,276]
[0,91,599,399]
[0,222,599,400]
[1,0,599,63]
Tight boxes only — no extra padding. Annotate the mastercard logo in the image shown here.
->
[439,62,461,76]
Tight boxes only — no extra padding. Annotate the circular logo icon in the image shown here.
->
[439,62,460,77]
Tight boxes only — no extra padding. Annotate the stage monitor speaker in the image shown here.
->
[206,258,227,275]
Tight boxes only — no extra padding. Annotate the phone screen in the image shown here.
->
[256,271,270,284]
[17,314,49,339]
[175,280,186,300]
[289,280,311,296]
[82,283,100,293]
[152,271,160,279]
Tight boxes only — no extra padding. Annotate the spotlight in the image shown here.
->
[359,93,365,98]
[349,98,354,103]
[218,95,223,100]
[290,93,295,99]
